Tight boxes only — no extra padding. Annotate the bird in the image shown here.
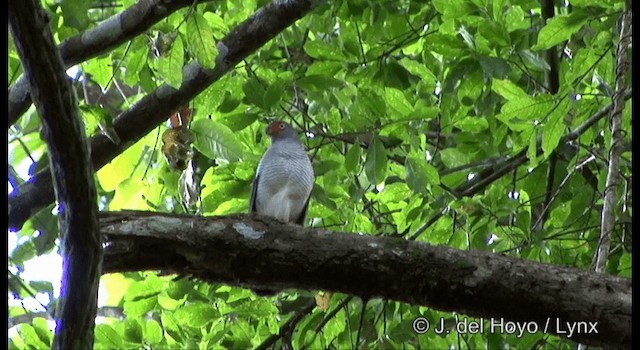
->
[249,120,314,225]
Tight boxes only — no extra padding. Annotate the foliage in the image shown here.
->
[8,0,631,349]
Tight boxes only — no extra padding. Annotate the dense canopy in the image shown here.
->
[8,0,631,349]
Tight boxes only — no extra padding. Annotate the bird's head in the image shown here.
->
[266,120,298,141]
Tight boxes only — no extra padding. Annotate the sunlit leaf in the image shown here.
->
[191,119,245,162]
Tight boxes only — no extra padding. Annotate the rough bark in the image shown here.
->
[100,211,631,349]
[8,0,318,232]
[7,0,214,126]
[593,10,631,272]
[8,0,102,349]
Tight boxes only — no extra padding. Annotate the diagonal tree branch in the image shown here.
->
[8,0,214,127]
[8,0,102,348]
[100,211,631,349]
[8,0,319,232]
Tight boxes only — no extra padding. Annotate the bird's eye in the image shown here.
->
[279,123,285,129]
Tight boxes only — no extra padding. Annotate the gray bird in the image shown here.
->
[249,120,314,225]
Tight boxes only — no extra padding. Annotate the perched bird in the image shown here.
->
[249,120,314,225]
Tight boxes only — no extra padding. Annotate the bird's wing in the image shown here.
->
[293,190,312,225]
[249,172,260,213]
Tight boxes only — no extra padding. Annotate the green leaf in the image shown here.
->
[242,79,266,109]
[191,119,245,162]
[477,55,511,79]
[60,0,90,29]
[398,58,437,84]
[123,296,157,318]
[304,40,347,60]
[454,116,489,133]
[144,319,164,344]
[123,38,148,86]
[405,156,440,195]
[18,323,47,349]
[95,324,124,349]
[187,13,218,69]
[155,35,184,88]
[124,317,143,343]
[81,55,112,89]
[31,318,52,347]
[385,88,413,117]
[174,303,219,328]
[492,79,529,101]
[542,100,569,158]
[503,6,529,32]
[533,13,589,51]
[218,113,259,132]
[345,144,362,174]
[364,137,387,185]
[263,79,285,110]
[297,75,344,90]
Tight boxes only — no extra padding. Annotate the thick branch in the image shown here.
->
[100,211,631,349]
[8,1,102,349]
[7,0,212,126]
[8,0,318,232]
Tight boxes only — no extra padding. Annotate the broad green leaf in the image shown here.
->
[568,0,615,8]
[504,6,529,32]
[161,312,183,342]
[405,156,440,195]
[304,40,347,60]
[125,275,164,300]
[364,137,387,185]
[455,116,489,133]
[496,95,554,132]
[18,323,49,349]
[398,58,437,84]
[297,75,344,90]
[477,55,511,79]
[204,12,229,32]
[95,324,124,349]
[109,178,148,210]
[191,119,245,162]
[542,100,569,157]
[345,144,362,174]
[174,303,219,328]
[619,252,631,277]
[263,79,285,110]
[492,79,529,101]
[144,319,164,344]
[123,296,157,318]
[533,13,589,51]
[123,39,148,86]
[81,55,112,89]
[31,318,52,347]
[187,13,218,69]
[155,35,184,88]
[385,88,413,117]
[242,78,265,109]
[60,0,90,29]
[124,317,143,343]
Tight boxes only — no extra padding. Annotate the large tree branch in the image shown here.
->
[7,0,213,126]
[8,0,102,348]
[100,211,631,349]
[8,0,319,231]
